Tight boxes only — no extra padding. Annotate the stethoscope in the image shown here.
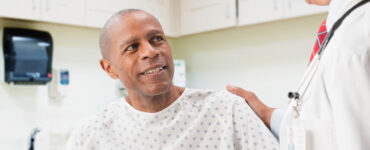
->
[287,0,370,117]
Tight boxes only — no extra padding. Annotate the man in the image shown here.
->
[66,9,278,150]
[227,0,370,149]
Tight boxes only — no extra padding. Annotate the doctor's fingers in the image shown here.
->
[226,84,274,128]
[226,84,259,104]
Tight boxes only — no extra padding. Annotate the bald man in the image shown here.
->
[66,9,278,150]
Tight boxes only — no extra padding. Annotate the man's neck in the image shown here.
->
[125,85,185,113]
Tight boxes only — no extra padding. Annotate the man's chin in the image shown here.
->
[143,82,172,96]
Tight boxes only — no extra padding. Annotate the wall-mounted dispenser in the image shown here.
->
[3,27,53,85]
[49,68,69,100]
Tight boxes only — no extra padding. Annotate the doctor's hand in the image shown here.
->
[226,84,275,128]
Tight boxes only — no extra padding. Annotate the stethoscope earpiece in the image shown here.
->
[288,92,300,100]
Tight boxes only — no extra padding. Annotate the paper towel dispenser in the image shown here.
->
[3,27,53,84]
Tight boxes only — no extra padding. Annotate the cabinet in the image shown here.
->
[180,0,236,35]
[139,0,178,37]
[40,0,85,26]
[84,0,178,37]
[283,0,328,19]
[85,0,121,28]
[237,0,327,27]
[0,0,40,20]
[117,0,179,37]
[0,0,328,37]
[238,0,284,26]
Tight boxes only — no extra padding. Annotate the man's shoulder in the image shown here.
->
[72,100,124,133]
[184,88,245,105]
[67,100,125,147]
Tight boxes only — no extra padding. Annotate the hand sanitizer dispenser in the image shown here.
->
[49,69,69,100]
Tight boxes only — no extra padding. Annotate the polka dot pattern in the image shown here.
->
[66,89,279,150]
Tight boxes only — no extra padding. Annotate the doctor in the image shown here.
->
[227,0,370,149]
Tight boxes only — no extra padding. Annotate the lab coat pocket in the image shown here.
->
[304,119,335,150]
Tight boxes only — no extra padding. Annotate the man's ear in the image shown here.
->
[100,59,119,79]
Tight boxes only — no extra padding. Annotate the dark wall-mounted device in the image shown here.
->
[3,28,53,85]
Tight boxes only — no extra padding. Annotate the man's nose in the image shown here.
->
[141,42,159,59]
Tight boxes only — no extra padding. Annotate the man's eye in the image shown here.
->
[153,36,164,42]
[126,43,139,51]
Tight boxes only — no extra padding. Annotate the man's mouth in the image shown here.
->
[140,66,167,75]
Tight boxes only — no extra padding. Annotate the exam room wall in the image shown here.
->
[0,12,327,149]
[0,18,178,150]
[171,13,327,109]
[0,18,124,150]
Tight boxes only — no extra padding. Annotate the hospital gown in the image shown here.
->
[66,89,279,150]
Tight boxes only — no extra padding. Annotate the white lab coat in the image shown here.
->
[279,0,370,149]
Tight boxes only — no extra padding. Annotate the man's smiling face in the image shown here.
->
[101,11,175,97]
